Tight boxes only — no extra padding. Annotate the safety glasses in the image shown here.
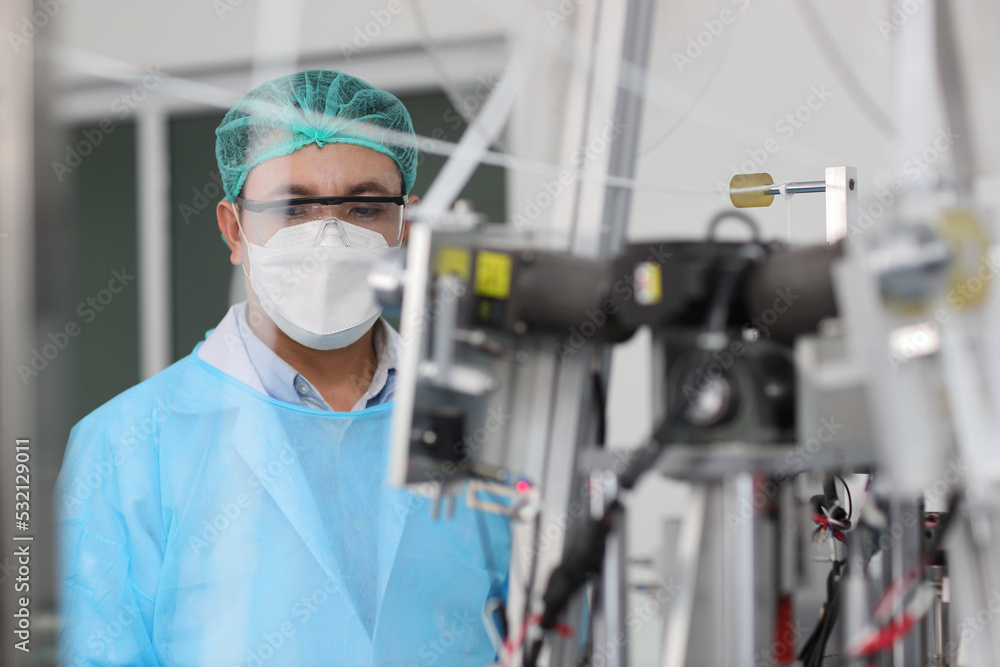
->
[235,195,407,246]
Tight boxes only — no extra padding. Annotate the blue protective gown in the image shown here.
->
[56,328,510,666]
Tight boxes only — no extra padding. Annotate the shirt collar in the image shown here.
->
[236,302,397,412]
[349,317,396,411]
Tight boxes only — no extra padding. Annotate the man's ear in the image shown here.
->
[217,200,243,265]
[401,194,419,245]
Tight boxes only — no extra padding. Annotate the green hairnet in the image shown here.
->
[215,70,417,201]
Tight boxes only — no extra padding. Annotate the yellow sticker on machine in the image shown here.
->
[435,246,471,280]
[474,250,513,299]
[634,261,662,305]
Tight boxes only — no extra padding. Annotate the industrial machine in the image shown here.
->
[373,2,1000,665]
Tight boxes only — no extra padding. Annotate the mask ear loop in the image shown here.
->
[395,204,405,247]
[231,201,255,283]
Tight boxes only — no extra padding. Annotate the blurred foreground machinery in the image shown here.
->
[378,1,1000,665]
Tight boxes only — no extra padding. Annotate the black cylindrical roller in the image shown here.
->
[744,242,843,341]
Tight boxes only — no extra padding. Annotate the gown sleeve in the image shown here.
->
[56,397,168,666]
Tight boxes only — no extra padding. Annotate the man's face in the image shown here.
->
[217,141,416,346]
[219,141,414,263]
[243,142,406,239]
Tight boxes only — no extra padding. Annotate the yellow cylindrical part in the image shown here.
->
[729,173,775,208]
[939,208,991,309]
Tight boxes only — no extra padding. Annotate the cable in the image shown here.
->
[837,475,853,523]
[793,0,895,139]
[798,559,845,667]
[411,0,475,125]
[591,370,607,447]
[466,0,843,168]
[811,512,847,544]
[847,494,963,660]
[537,503,620,630]
[503,613,573,667]
[56,19,846,199]
[56,43,814,203]
[418,0,554,220]
[362,121,815,201]
[522,510,614,667]
[56,39,743,200]
[411,0,509,154]
[618,241,764,490]
[530,237,766,663]
[850,585,934,658]
[705,210,762,243]
[639,28,736,157]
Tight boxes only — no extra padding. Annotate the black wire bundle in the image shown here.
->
[523,505,617,666]
[799,558,845,667]
[526,220,765,666]
[798,478,857,665]
[810,475,853,539]
[838,475,853,523]
[798,494,961,666]
[618,239,764,491]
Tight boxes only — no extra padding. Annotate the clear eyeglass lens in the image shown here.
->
[252,202,403,245]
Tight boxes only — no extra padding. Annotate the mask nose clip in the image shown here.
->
[315,218,351,247]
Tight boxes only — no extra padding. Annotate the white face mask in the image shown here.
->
[236,207,391,350]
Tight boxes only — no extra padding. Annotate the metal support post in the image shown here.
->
[0,1,37,664]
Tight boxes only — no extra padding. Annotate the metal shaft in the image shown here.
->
[763,181,827,196]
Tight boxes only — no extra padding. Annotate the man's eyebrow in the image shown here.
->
[262,181,398,199]
[264,184,314,198]
[342,181,397,196]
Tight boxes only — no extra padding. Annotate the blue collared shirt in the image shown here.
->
[236,302,397,411]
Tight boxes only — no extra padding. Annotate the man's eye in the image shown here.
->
[350,204,390,220]
[277,206,310,219]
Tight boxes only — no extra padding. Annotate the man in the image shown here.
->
[56,70,510,666]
